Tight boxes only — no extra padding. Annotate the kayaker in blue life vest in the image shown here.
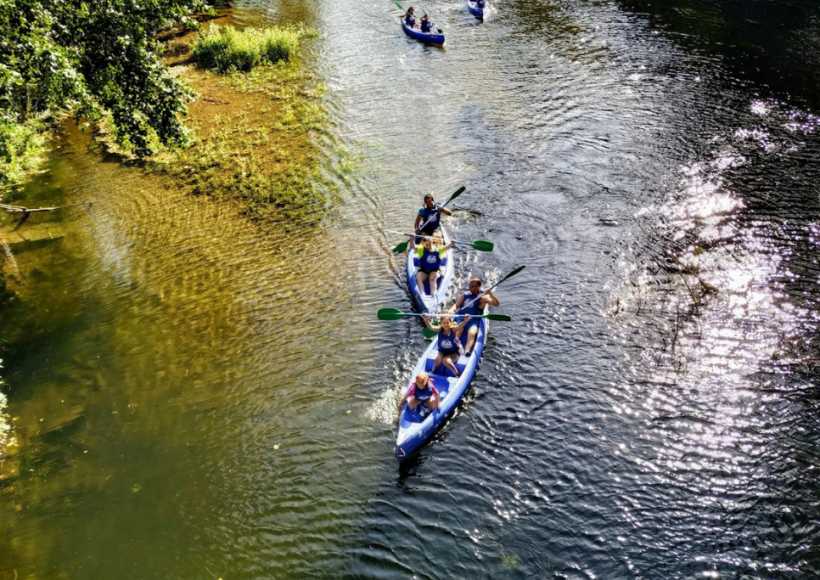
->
[414,193,453,238]
[420,13,433,33]
[403,6,417,27]
[410,235,456,297]
[422,314,472,377]
[449,277,500,357]
[397,371,440,416]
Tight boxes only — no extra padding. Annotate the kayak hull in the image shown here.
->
[401,20,445,45]
[406,225,455,315]
[467,0,485,20]
[395,308,488,461]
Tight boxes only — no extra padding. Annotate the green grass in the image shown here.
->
[0,118,49,194]
[192,25,311,73]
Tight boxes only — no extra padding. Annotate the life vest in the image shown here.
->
[437,329,460,355]
[418,205,441,233]
[419,246,442,272]
[457,290,484,316]
[409,381,437,401]
[421,19,432,33]
[405,14,416,26]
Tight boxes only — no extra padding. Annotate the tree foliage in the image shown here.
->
[0,0,210,157]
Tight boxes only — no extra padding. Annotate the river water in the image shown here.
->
[2,0,820,578]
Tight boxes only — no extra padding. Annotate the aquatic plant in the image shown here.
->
[192,25,309,74]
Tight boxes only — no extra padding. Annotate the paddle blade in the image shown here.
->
[378,308,407,321]
[423,327,437,339]
[392,240,409,254]
[501,265,526,282]
[485,313,512,321]
[395,1,404,9]
[444,186,465,206]
[470,240,494,252]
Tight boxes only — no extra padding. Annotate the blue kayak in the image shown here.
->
[467,0,485,20]
[401,19,445,46]
[406,225,454,315]
[395,308,488,461]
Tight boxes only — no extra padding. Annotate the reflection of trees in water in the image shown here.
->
[613,0,820,107]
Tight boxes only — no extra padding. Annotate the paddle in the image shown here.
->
[388,231,494,254]
[378,308,512,322]
[395,1,443,34]
[418,265,526,338]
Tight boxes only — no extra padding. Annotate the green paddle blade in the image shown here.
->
[392,240,409,254]
[484,313,512,321]
[500,265,526,283]
[423,327,437,339]
[395,1,404,9]
[470,240,494,252]
[378,308,407,321]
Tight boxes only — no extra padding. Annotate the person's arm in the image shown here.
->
[482,289,500,307]
[414,212,423,233]
[442,240,456,252]
[397,387,413,412]
[449,294,463,314]
[432,387,441,410]
[440,205,453,217]
[452,314,471,331]
[410,235,418,251]
[422,315,440,332]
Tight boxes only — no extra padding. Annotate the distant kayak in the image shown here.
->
[467,0,485,21]
[401,19,445,46]
[394,307,488,461]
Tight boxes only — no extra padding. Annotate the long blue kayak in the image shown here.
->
[467,0,485,21]
[406,225,455,315]
[401,19,445,46]
[395,307,488,461]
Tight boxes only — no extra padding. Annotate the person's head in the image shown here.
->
[439,316,452,330]
[415,371,429,388]
[407,6,415,14]
[421,237,433,250]
[423,193,435,208]
[422,13,429,20]
[468,277,482,295]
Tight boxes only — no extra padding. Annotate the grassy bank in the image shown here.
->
[0,118,50,197]
[151,22,335,226]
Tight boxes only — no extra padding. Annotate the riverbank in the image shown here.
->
[148,14,333,227]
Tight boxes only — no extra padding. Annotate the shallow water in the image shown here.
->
[2,0,820,578]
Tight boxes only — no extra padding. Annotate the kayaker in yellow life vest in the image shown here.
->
[410,235,455,297]
[449,277,500,357]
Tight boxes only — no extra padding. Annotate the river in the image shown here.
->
[1,0,819,578]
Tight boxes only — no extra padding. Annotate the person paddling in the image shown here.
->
[410,235,455,297]
[449,277,499,357]
[398,371,440,416]
[403,6,417,28]
[420,13,433,33]
[422,315,471,377]
[414,193,453,239]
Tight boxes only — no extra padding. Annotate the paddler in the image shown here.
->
[414,193,453,239]
[449,277,499,357]
[403,6,417,28]
[420,13,433,33]
[422,315,471,377]
[397,371,440,416]
[410,235,455,297]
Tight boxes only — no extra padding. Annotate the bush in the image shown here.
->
[0,118,47,192]
[192,25,303,73]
